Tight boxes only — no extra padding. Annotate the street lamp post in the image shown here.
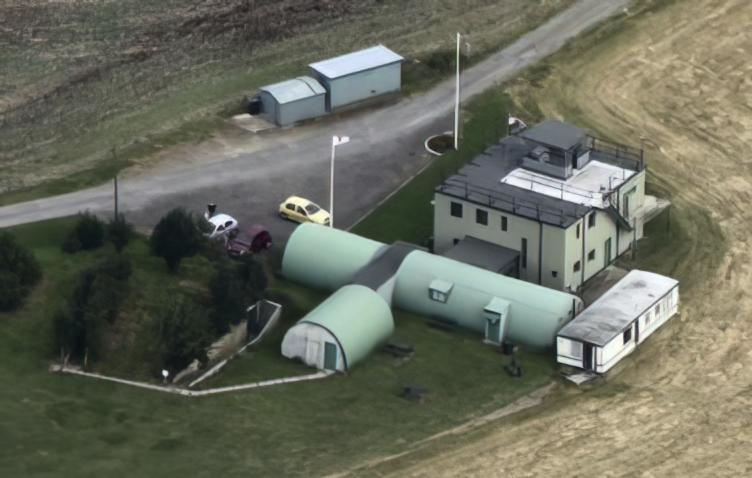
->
[330,135,350,228]
[454,32,461,151]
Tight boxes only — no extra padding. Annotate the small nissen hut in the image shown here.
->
[256,76,326,126]
[281,285,394,371]
[556,270,679,373]
[309,45,403,111]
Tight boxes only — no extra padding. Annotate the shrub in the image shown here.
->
[0,231,42,311]
[209,264,246,334]
[54,254,131,360]
[153,296,212,374]
[150,208,204,272]
[62,212,105,253]
[236,255,268,301]
[108,214,133,253]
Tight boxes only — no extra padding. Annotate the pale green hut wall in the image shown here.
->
[299,284,394,369]
[282,224,386,291]
[393,251,582,348]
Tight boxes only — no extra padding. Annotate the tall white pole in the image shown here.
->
[329,140,336,228]
[454,32,461,151]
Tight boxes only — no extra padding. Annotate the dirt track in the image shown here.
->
[365,0,752,476]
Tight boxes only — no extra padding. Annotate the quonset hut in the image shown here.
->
[256,76,327,126]
[280,224,583,371]
[281,285,393,372]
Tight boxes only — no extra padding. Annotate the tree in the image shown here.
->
[107,214,133,253]
[150,208,203,272]
[62,212,105,253]
[208,263,246,334]
[154,296,212,375]
[0,232,42,311]
[235,255,268,301]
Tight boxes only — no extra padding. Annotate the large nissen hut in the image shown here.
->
[256,76,326,126]
[309,45,403,111]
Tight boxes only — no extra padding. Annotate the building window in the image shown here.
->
[576,223,581,239]
[655,303,661,316]
[552,271,558,278]
[453,238,460,245]
[588,212,596,229]
[501,215,508,231]
[623,327,632,344]
[429,279,454,304]
[476,208,488,225]
[588,249,595,261]
[573,261,581,273]
[521,238,527,268]
[450,202,463,218]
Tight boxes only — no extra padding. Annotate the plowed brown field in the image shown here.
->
[357,0,752,476]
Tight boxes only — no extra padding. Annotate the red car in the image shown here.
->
[226,226,272,256]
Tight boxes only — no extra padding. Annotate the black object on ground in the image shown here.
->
[383,341,414,358]
[401,385,428,402]
[504,356,523,378]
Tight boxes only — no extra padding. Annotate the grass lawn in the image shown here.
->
[0,84,558,476]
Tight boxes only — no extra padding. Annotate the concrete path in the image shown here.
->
[49,364,332,397]
[0,0,630,240]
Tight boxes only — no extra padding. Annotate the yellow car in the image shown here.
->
[279,196,331,226]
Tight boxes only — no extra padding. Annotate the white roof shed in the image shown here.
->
[309,45,404,79]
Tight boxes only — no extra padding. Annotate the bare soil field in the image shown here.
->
[0,0,572,196]
[352,0,752,476]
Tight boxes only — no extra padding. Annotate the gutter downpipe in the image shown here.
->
[538,222,543,285]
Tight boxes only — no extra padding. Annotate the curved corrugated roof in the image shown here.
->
[393,251,582,348]
[309,45,403,79]
[299,285,394,369]
[282,223,386,291]
[260,76,326,104]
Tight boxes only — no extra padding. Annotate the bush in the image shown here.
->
[0,231,42,311]
[153,296,212,374]
[54,254,131,360]
[108,214,133,253]
[209,257,268,334]
[62,212,105,253]
[150,208,204,272]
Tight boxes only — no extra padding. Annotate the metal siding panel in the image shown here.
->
[329,63,401,110]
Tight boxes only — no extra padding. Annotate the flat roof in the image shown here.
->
[501,160,636,209]
[436,136,592,228]
[520,120,585,151]
[260,76,325,104]
[444,236,519,273]
[557,270,679,347]
[309,45,403,79]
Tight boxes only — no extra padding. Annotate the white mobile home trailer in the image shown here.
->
[557,270,679,373]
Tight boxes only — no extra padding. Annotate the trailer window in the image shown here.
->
[623,327,632,344]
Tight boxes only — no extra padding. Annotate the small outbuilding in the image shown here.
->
[256,76,326,126]
[309,44,403,111]
[281,284,394,372]
[556,269,679,373]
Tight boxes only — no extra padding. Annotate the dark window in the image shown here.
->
[552,271,558,278]
[453,238,460,245]
[450,202,463,218]
[521,238,527,268]
[296,206,306,215]
[501,216,508,231]
[285,204,295,211]
[476,208,488,226]
[588,212,596,229]
[573,261,581,272]
[588,249,595,261]
[576,223,580,239]
[623,327,632,344]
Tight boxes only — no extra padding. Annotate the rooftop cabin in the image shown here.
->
[519,120,645,180]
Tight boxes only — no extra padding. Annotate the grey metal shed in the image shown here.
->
[257,76,326,126]
[309,45,403,111]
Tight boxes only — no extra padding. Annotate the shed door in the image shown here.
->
[486,317,501,345]
[583,343,593,370]
[324,342,338,371]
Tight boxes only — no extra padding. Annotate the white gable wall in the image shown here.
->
[281,323,345,372]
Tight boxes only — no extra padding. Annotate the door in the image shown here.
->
[583,343,593,370]
[635,320,640,344]
[323,342,338,371]
[604,238,612,269]
[486,318,501,344]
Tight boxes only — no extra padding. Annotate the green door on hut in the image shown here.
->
[324,342,338,370]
